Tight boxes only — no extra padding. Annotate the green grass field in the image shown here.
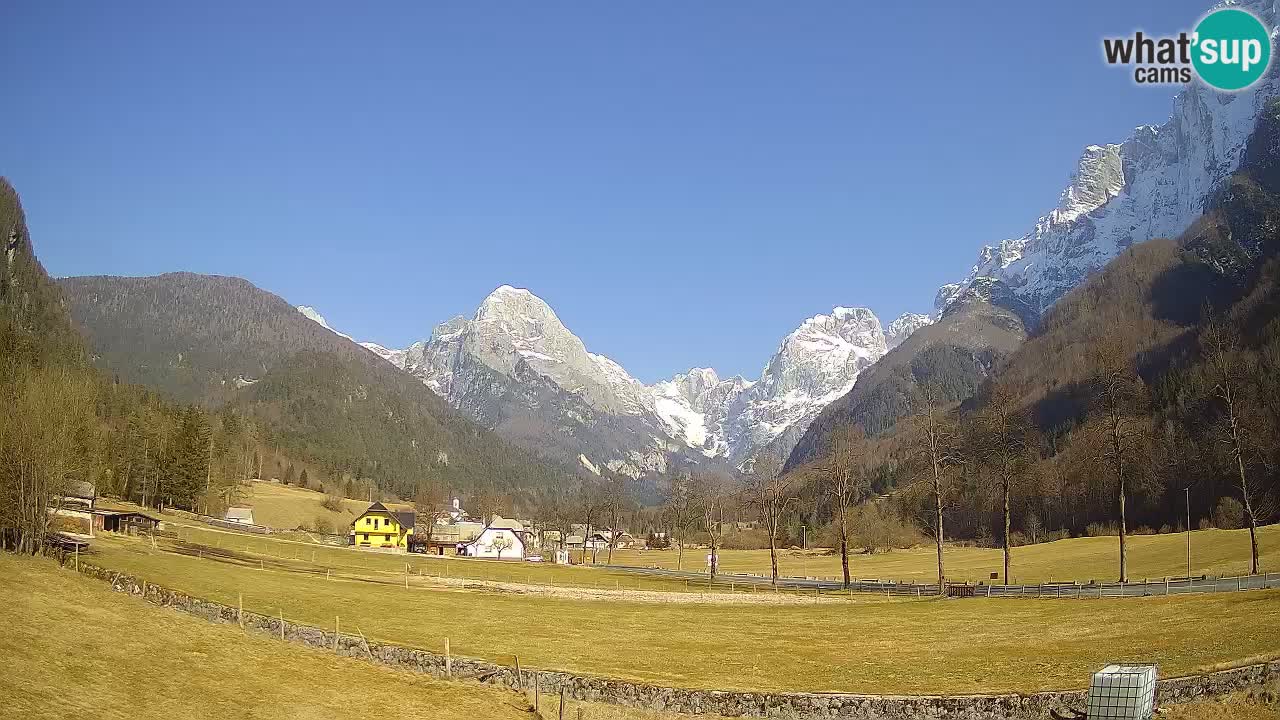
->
[604,524,1280,584]
[80,532,1280,696]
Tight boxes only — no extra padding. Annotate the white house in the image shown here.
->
[459,518,528,559]
[224,507,254,525]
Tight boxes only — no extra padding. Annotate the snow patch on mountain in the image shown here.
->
[937,3,1280,318]
[886,312,934,349]
[297,305,353,341]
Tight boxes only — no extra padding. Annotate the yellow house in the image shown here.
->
[349,502,416,551]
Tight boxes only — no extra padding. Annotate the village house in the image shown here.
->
[458,516,529,559]
[223,507,254,525]
[349,502,415,551]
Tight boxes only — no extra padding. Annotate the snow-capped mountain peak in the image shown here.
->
[297,305,354,341]
[886,312,934,349]
[938,1,1280,318]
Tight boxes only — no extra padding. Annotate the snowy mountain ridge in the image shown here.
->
[937,0,1280,319]
[300,291,930,474]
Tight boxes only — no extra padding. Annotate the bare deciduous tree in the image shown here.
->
[664,473,698,571]
[1089,339,1150,583]
[1202,317,1272,574]
[602,473,634,565]
[694,472,731,579]
[0,368,97,554]
[912,383,964,590]
[413,476,448,554]
[743,456,799,586]
[975,383,1034,584]
[813,425,872,588]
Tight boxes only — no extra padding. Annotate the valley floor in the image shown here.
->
[601,524,1280,584]
[73,531,1280,696]
[0,552,721,720]
[3,549,1278,719]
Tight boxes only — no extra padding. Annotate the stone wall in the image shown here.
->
[70,561,1278,719]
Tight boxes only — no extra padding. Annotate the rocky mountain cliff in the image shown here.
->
[937,0,1280,321]
[336,287,914,475]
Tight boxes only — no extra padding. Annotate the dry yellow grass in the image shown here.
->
[0,552,726,720]
[2,550,1270,720]
[82,532,1280,696]
[1162,689,1280,720]
[227,480,370,530]
[605,524,1280,584]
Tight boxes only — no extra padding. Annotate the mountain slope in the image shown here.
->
[0,178,85,372]
[372,287,905,474]
[58,273,570,497]
[937,0,1280,321]
[786,297,1026,468]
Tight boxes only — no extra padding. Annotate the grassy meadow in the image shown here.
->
[0,552,734,720]
[79,531,1280,695]
[603,524,1280,584]
[168,511,1279,594]
[224,480,378,530]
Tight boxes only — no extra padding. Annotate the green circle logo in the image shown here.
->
[1192,8,1272,91]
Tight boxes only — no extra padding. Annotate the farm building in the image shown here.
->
[458,517,529,559]
[49,482,97,536]
[223,507,254,525]
[349,502,415,551]
[92,501,163,535]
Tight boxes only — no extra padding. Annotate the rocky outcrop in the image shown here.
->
[937,0,1280,319]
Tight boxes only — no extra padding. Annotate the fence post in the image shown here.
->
[559,683,568,720]
[445,637,452,678]
[334,616,340,651]
[515,655,523,691]
[238,593,243,628]
[534,673,540,712]
[279,609,285,641]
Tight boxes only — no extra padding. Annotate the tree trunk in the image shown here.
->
[1118,474,1128,584]
[840,534,851,589]
[1002,475,1011,585]
[676,539,684,571]
[1233,421,1260,575]
[769,536,779,586]
[1240,449,1260,574]
[933,459,945,590]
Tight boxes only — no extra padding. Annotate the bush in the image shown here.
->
[721,528,772,550]
[1043,529,1071,543]
[320,493,344,513]
[314,516,334,535]
[1086,522,1118,537]
[645,531,671,550]
[850,504,924,554]
[1213,497,1246,529]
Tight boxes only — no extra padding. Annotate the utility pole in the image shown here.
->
[801,524,807,550]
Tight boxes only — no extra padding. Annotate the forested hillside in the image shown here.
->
[58,272,574,503]
[786,297,1025,469]
[0,179,242,550]
[791,102,1280,577]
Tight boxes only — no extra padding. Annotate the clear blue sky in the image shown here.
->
[3,0,1209,382]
